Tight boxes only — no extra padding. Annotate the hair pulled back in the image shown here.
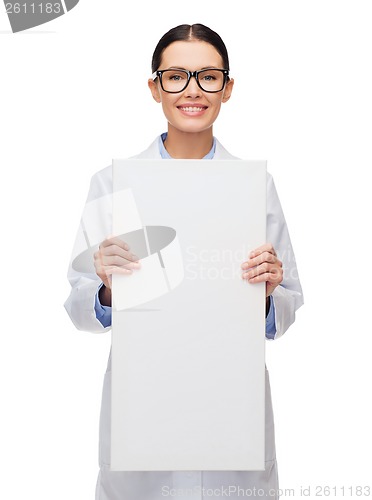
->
[151,23,230,73]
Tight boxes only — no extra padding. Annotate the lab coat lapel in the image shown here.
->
[132,137,161,159]
[214,139,240,160]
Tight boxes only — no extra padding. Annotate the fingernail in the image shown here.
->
[124,243,129,250]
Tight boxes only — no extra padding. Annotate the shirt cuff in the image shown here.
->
[94,282,112,328]
[265,295,276,340]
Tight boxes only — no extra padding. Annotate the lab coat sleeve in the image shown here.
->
[64,167,113,333]
[266,173,304,339]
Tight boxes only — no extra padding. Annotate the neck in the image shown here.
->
[163,125,214,159]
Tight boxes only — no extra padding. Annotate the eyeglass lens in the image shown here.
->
[160,69,225,93]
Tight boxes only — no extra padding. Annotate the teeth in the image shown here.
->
[179,107,205,112]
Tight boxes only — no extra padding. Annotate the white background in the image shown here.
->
[1,1,371,499]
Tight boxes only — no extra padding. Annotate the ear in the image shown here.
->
[221,78,234,103]
[148,78,162,103]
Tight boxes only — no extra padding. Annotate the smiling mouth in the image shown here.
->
[177,106,208,112]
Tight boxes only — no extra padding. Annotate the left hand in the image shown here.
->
[241,243,283,297]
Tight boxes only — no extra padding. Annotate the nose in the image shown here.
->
[183,75,202,98]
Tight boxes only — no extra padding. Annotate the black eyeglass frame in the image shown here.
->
[152,68,230,94]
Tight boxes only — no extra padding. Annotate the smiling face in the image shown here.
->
[148,40,234,135]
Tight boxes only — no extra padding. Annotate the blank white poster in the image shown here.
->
[111,159,266,472]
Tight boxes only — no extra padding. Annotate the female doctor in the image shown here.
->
[64,23,303,500]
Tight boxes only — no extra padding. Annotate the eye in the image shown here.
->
[201,74,217,81]
[164,71,187,81]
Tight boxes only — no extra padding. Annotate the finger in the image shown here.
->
[241,251,278,270]
[99,237,130,251]
[242,271,271,283]
[243,268,283,284]
[102,266,134,276]
[106,275,112,289]
[243,271,275,284]
[102,244,140,262]
[101,255,142,268]
[94,264,133,281]
[249,243,277,259]
[242,262,282,280]
[242,262,271,279]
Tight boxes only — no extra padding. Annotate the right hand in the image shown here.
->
[94,236,141,290]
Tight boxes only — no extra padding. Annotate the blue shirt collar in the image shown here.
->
[158,132,216,159]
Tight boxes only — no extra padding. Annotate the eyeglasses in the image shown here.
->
[152,68,230,93]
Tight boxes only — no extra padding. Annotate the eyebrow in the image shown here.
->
[167,66,220,71]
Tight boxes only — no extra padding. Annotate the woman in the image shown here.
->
[64,23,303,500]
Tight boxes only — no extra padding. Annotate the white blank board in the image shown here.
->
[111,159,266,472]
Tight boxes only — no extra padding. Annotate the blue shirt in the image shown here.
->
[158,132,216,159]
[94,133,277,338]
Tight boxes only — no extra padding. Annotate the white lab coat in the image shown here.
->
[64,136,303,500]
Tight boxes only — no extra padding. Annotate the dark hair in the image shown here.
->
[151,23,230,73]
